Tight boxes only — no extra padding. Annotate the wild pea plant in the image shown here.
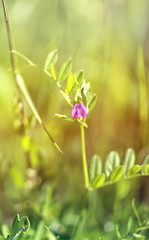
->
[1,0,149,239]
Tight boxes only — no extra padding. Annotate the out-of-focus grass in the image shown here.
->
[0,0,149,239]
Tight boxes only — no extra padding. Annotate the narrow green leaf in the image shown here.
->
[76,70,84,85]
[123,148,135,175]
[115,224,122,238]
[55,113,74,121]
[65,72,73,94]
[91,173,105,189]
[44,49,58,71]
[60,90,73,107]
[81,88,87,107]
[58,58,72,82]
[17,74,42,124]
[127,217,133,233]
[132,233,145,239]
[51,64,56,80]
[89,155,102,182]
[105,151,120,177]
[88,93,97,111]
[136,224,149,232]
[110,166,124,181]
[127,165,142,176]
[144,163,149,174]
[142,153,149,173]
[74,89,82,104]
[69,74,79,94]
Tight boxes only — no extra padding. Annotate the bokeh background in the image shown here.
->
[0,0,149,239]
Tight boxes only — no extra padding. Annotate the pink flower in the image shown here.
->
[72,104,88,119]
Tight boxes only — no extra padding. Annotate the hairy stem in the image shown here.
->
[80,125,89,188]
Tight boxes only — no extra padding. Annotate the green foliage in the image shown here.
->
[89,155,102,182]
[42,49,97,124]
[142,154,149,173]
[110,166,124,181]
[123,148,136,175]
[127,165,142,176]
[91,173,105,189]
[115,200,149,240]
[1,1,149,240]
[58,58,72,82]
[90,150,149,190]
[4,214,30,240]
[1,225,9,239]
[65,72,73,94]
[44,49,58,72]
[105,151,120,177]
[88,93,97,112]
[54,113,74,121]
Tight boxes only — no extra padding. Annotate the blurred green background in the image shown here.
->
[0,0,149,239]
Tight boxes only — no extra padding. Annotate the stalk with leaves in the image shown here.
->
[1,0,63,154]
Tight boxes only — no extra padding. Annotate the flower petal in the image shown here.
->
[72,103,88,119]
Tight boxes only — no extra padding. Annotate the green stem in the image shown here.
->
[80,125,89,188]
[132,199,142,226]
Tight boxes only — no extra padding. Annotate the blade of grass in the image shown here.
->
[17,74,63,154]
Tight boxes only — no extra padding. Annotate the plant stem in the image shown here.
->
[2,0,24,120]
[80,125,89,188]
[132,199,142,226]
[2,0,18,85]
[1,0,63,154]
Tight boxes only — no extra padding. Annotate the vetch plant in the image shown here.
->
[1,0,149,239]
[43,49,97,189]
